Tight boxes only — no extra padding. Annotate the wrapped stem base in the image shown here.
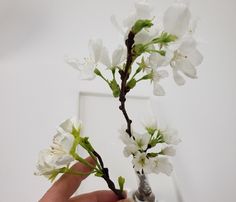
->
[132,173,156,202]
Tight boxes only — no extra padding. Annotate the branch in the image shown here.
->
[92,150,125,200]
[119,31,135,137]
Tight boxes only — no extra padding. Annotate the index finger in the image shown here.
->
[40,156,96,201]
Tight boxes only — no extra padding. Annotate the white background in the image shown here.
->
[0,0,236,202]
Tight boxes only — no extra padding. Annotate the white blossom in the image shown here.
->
[152,70,169,96]
[58,117,82,134]
[161,146,176,156]
[151,156,173,176]
[132,152,152,173]
[66,39,103,80]
[170,37,203,85]
[142,116,158,132]
[160,128,181,145]
[123,0,152,29]
[35,132,74,178]
[99,45,127,69]
[163,2,191,38]
[120,129,150,157]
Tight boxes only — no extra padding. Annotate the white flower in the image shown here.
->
[159,128,181,145]
[66,39,103,80]
[170,37,203,85]
[148,50,174,69]
[111,0,154,42]
[123,0,152,29]
[132,152,152,173]
[151,156,173,176]
[163,2,191,38]
[134,26,159,44]
[161,146,176,156]
[99,45,127,69]
[35,132,74,178]
[120,129,150,157]
[151,70,169,96]
[51,132,74,154]
[58,117,82,134]
[142,116,158,132]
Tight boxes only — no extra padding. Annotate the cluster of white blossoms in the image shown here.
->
[119,118,181,175]
[66,0,203,96]
[35,118,82,179]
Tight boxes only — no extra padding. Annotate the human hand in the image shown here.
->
[39,157,132,202]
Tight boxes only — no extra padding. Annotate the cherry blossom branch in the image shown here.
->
[119,31,135,138]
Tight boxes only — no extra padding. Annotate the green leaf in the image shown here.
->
[131,19,153,34]
[118,176,125,192]
[127,78,137,90]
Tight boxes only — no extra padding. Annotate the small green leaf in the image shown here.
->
[132,19,153,34]
[118,176,125,192]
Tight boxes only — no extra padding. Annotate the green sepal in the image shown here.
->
[94,68,102,76]
[80,137,94,152]
[133,44,147,56]
[118,176,125,192]
[132,19,153,34]
[140,73,153,81]
[48,167,68,182]
[146,127,157,136]
[109,79,120,97]
[152,32,177,45]
[147,153,158,158]
[127,78,137,90]
[137,57,148,70]
[95,171,104,177]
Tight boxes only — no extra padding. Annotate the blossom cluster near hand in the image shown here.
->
[35,0,203,199]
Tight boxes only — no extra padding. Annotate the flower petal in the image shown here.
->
[163,2,191,37]
[187,48,203,66]
[100,46,111,67]
[174,58,197,78]
[112,45,126,66]
[153,82,165,96]
[172,69,186,85]
[88,39,103,63]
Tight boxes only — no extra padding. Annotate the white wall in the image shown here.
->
[0,0,236,202]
